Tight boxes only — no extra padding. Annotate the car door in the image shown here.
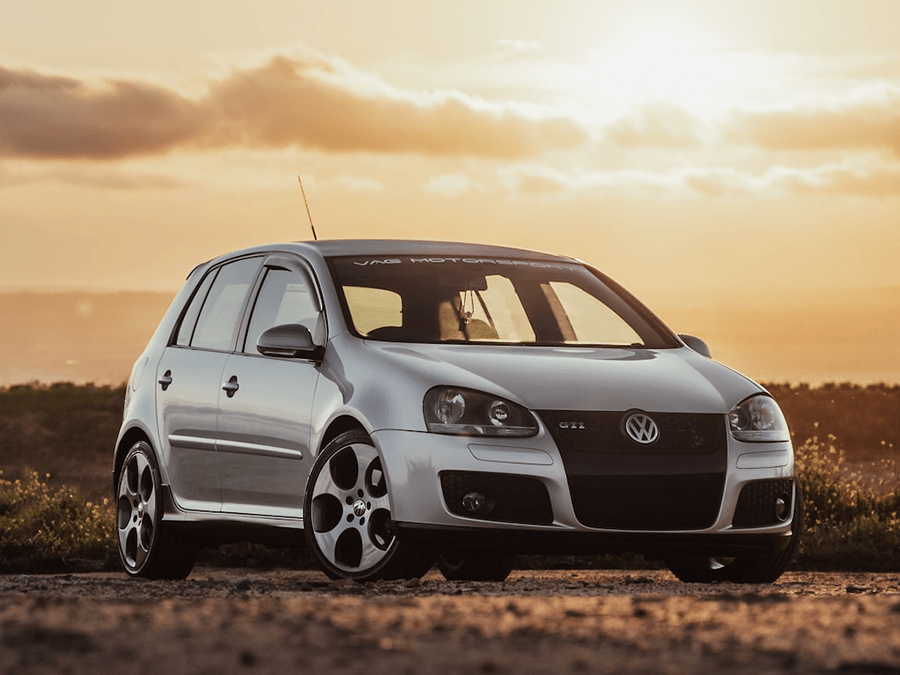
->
[155,255,262,512]
[216,256,323,517]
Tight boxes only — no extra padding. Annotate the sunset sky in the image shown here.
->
[2,1,899,385]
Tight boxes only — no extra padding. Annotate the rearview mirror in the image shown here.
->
[257,324,324,360]
[678,334,711,358]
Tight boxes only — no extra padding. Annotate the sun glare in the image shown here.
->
[588,15,740,115]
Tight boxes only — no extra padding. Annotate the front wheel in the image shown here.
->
[115,441,197,579]
[666,491,804,584]
[303,430,434,581]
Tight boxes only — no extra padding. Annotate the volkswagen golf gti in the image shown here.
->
[114,240,801,583]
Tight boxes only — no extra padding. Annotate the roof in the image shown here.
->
[189,239,580,281]
[287,239,574,262]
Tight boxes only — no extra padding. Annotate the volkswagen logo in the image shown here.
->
[624,412,660,445]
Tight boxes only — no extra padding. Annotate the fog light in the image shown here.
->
[774,493,791,521]
[461,491,487,513]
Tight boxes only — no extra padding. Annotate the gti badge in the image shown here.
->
[558,421,586,430]
[624,412,659,445]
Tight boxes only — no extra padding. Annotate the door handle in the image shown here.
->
[158,370,173,391]
[222,375,240,398]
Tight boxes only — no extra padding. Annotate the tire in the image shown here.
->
[115,441,198,580]
[666,489,804,584]
[436,551,515,582]
[304,430,434,581]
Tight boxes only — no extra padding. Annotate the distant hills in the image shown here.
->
[0,287,897,387]
[648,285,900,385]
[0,291,173,386]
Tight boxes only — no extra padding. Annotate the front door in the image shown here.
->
[215,259,322,517]
[217,354,317,516]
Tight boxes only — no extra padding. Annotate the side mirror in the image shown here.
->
[678,334,711,358]
[257,324,324,360]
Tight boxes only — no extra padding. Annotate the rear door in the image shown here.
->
[216,255,323,517]
[155,255,262,512]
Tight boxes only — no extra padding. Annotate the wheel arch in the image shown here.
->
[113,426,155,497]
[318,415,370,454]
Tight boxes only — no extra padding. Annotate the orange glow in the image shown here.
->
[1,1,899,384]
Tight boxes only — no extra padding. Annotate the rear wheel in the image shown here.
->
[116,441,197,580]
[304,430,434,581]
[666,491,804,584]
[436,551,515,582]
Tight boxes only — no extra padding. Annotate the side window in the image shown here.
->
[190,257,262,351]
[175,269,218,346]
[244,268,320,353]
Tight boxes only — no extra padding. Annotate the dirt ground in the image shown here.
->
[2,568,900,675]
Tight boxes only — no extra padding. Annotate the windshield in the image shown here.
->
[328,255,677,348]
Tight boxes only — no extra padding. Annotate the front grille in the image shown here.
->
[539,410,726,456]
[538,410,728,531]
[732,479,794,528]
[568,474,724,530]
[440,471,553,525]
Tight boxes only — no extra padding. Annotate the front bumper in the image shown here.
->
[372,426,796,554]
[391,522,796,558]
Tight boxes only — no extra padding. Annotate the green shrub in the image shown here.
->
[795,436,900,571]
[0,469,116,571]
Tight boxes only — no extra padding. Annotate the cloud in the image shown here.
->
[683,163,900,198]
[499,164,678,198]
[334,175,384,193]
[727,93,900,155]
[0,161,185,189]
[605,103,707,148]
[0,65,204,160]
[0,54,587,161]
[206,55,586,157]
[500,162,900,199]
[424,173,484,196]
[497,39,543,55]
[770,163,900,197]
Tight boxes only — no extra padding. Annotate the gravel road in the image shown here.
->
[2,568,900,674]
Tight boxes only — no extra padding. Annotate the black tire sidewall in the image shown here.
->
[436,552,514,582]
[667,488,804,584]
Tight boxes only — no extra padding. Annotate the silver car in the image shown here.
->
[114,240,801,583]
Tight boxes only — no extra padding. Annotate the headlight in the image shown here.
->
[424,387,538,437]
[728,395,790,442]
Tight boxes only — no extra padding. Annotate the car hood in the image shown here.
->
[365,342,761,414]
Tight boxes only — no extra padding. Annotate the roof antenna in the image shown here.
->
[297,175,318,241]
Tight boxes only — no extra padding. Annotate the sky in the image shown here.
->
[2,0,899,307]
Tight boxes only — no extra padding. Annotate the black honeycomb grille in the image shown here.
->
[440,471,553,525]
[568,474,724,531]
[732,479,794,528]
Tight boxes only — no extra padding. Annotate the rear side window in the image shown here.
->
[178,257,262,351]
[175,270,217,346]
